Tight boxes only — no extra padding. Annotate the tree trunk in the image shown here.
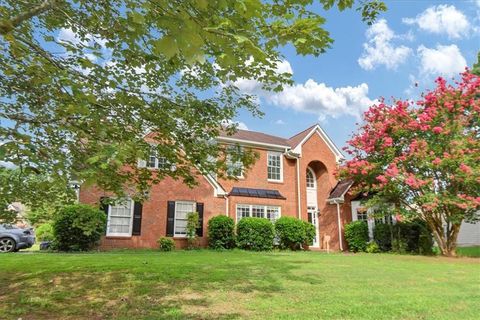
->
[426,217,461,257]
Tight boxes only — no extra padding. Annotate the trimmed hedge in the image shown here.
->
[344,221,369,252]
[373,223,393,252]
[52,204,106,251]
[236,217,274,251]
[274,217,316,250]
[207,215,236,249]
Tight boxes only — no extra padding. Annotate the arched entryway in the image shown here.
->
[306,167,320,247]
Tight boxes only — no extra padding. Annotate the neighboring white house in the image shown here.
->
[457,220,480,247]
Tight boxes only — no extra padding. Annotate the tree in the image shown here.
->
[0,1,386,205]
[0,168,75,224]
[472,52,480,76]
[339,71,480,256]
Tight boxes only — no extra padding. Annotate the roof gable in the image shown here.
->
[290,124,344,161]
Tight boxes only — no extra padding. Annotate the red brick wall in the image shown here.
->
[79,128,351,251]
[79,174,226,250]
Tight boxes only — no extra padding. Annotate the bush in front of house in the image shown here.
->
[344,221,369,252]
[236,217,274,251]
[372,220,434,255]
[207,215,236,249]
[35,223,54,242]
[303,221,316,247]
[52,204,106,251]
[186,212,200,249]
[366,241,380,253]
[157,237,175,251]
[373,223,393,252]
[274,217,316,250]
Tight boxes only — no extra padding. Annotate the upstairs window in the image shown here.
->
[306,168,316,188]
[146,148,169,170]
[226,145,244,178]
[267,152,282,181]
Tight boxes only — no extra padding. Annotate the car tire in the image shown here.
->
[0,237,16,253]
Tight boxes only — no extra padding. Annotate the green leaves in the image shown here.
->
[0,0,386,205]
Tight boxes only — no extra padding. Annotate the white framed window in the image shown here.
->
[267,152,283,182]
[306,168,316,188]
[107,199,134,237]
[146,147,169,170]
[236,204,281,223]
[356,207,368,222]
[226,146,244,178]
[174,201,196,237]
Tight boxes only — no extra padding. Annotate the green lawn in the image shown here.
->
[1,251,479,320]
[457,246,480,258]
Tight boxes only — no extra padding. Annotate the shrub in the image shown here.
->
[35,223,54,242]
[274,217,316,250]
[186,212,199,249]
[52,204,106,251]
[236,217,274,251]
[366,241,380,253]
[302,221,316,247]
[344,221,369,252]
[207,215,236,249]
[392,220,433,255]
[373,223,393,252]
[157,237,175,251]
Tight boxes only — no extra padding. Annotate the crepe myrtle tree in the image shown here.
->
[0,0,386,205]
[339,71,480,257]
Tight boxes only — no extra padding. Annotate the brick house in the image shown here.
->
[79,124,355,250]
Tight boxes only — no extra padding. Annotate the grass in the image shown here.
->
[0,250,479,320]
[457,246,480,257]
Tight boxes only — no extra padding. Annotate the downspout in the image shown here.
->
[335,200,344,251]
[223,195,229,217]
[296,157,302,219]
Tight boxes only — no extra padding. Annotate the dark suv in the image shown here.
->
[0,224,35,252]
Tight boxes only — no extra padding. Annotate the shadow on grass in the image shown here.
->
[0,251,318,320]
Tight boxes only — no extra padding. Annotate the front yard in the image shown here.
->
[1,250,479,320]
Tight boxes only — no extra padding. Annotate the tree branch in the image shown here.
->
[1,0,58,35]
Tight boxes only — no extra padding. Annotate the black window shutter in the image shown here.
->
[308,211,312,224]
[99,197,109,235]
[166,201,175,237]
[132,201,143,236]
[196,203,204,237]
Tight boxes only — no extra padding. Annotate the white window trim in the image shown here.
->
[174,201,196,238]
[106,199,134,237]
[235,204,281,223]
[267,151,283,182]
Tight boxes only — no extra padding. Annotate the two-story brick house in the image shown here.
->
[79,124,354,251]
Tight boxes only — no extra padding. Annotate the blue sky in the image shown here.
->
[234,0,480,151]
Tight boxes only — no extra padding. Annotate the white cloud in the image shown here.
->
[358,19,412,70]
[403,5,470,39]
[477,0,480,8]
[268,80,375,120]
[417,44,467,77]
[235,59,375,121]
[57,27,107,47]
[236,122,249,130]
[275,119,285,125]
[222,120,249,130]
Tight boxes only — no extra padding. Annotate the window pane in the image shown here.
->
[175,202,195,236]
[236,205,250,222]
[306,170,315,188]
[108,200,132,235]
[268,153,281,180]
[251,206,265,218]
[266,206,280,222]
